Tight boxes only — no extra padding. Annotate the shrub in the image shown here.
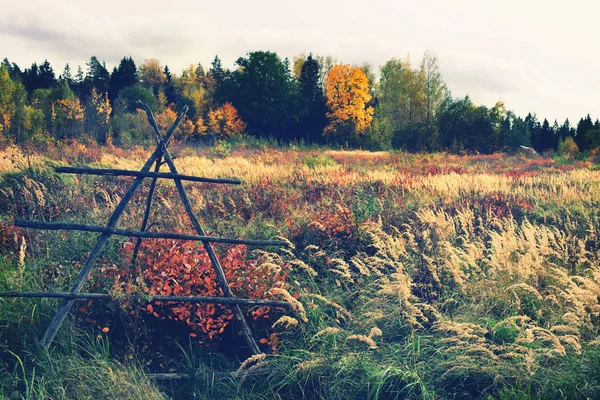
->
[111,240,289,341]
[559,136,579,159]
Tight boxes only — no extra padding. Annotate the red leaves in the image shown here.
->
[113,239,288,341]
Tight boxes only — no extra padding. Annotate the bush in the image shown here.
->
[559,136,579,159]
[105,240,289,341]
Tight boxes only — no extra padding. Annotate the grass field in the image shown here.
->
[1,140,600,399]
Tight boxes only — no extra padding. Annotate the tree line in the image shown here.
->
[1,52,599,154]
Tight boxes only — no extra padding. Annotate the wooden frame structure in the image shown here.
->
[2,102,289,355]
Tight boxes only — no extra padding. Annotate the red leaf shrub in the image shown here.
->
[116,239,288,340]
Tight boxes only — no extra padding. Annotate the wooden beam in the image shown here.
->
[130,150,163,268]
[14,220,288,247]
[54,167,241,185]
[0,291,291,308]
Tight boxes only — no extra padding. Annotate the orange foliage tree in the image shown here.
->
[207,103,246,139]
[323,63,374,137]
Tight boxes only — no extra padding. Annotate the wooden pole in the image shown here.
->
[130,150,162,268]
[53,167,242,185]
[0,291,291,308]
[139,103,262,355]
[38,106,189,348]
[14,220,288,247]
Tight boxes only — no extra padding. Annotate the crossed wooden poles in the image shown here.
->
[4,103,289,355]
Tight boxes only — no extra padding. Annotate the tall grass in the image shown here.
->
[2,140,600,399]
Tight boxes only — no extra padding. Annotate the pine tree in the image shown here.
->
[539,119,557,152]
[163,65,177,104]
[60,64,73,85]
[525,113,541,151]
[38,60,57,89]
[86,56,110,95]
[298,54,326,142]
[109,57,138,104]
[575,114,594,151]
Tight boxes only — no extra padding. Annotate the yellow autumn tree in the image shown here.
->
[52,97,84,139]
[323,63,374,137]
[176,64,209,116]
[85,88,112,143]
[0,66,15,134]
[139,59,166,91]
[207,103,245,139]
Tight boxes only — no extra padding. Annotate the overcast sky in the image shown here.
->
[1,0,598,123]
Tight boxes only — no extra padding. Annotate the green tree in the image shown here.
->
[525,113,541,152]
[138,58,165,95]
[438,96,497,153]
[378,57,427,150]
[559,136,579,159]
[109,57,138,105]
[420,51,447,150]
[298,54,326,142]
[586,129,600,150]
[38,60,57,89]
[22,61,56,92]
[502,113,531,151]
[539,118,557,152]
[11,80,27,142]
[60,64,73,85]
[85,56,110,95]
[0,65,16,135]
[224,51,299,139]
[575,114,594,151]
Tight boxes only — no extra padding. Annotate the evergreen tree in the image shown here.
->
[72,66,85,97]
[538,119,556,152]
[60,64,73,85]
[85,56,110,95]
[209,56,226,104]
[195,63,205,79]
[109,57,138,104]
[438,96,497,153]
[298,54,326,142]
[38,60,57,89]
[558,118,574,140]
[224,51,300,139]
[525,113,541,151]
[21,62,39,92]
[575,114,594,151]
[163,65,177,104]
[2,58,21,81]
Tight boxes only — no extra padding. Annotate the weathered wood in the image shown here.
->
[14,220,288,247]
[0,291,291,308]
[139,103,262,355]
[39,107,188,348]
[131,151,162,268]
[53,167,242,185]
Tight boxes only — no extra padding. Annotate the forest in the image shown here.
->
[1,51,599,154]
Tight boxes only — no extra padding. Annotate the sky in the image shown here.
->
[1,0,599,124]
